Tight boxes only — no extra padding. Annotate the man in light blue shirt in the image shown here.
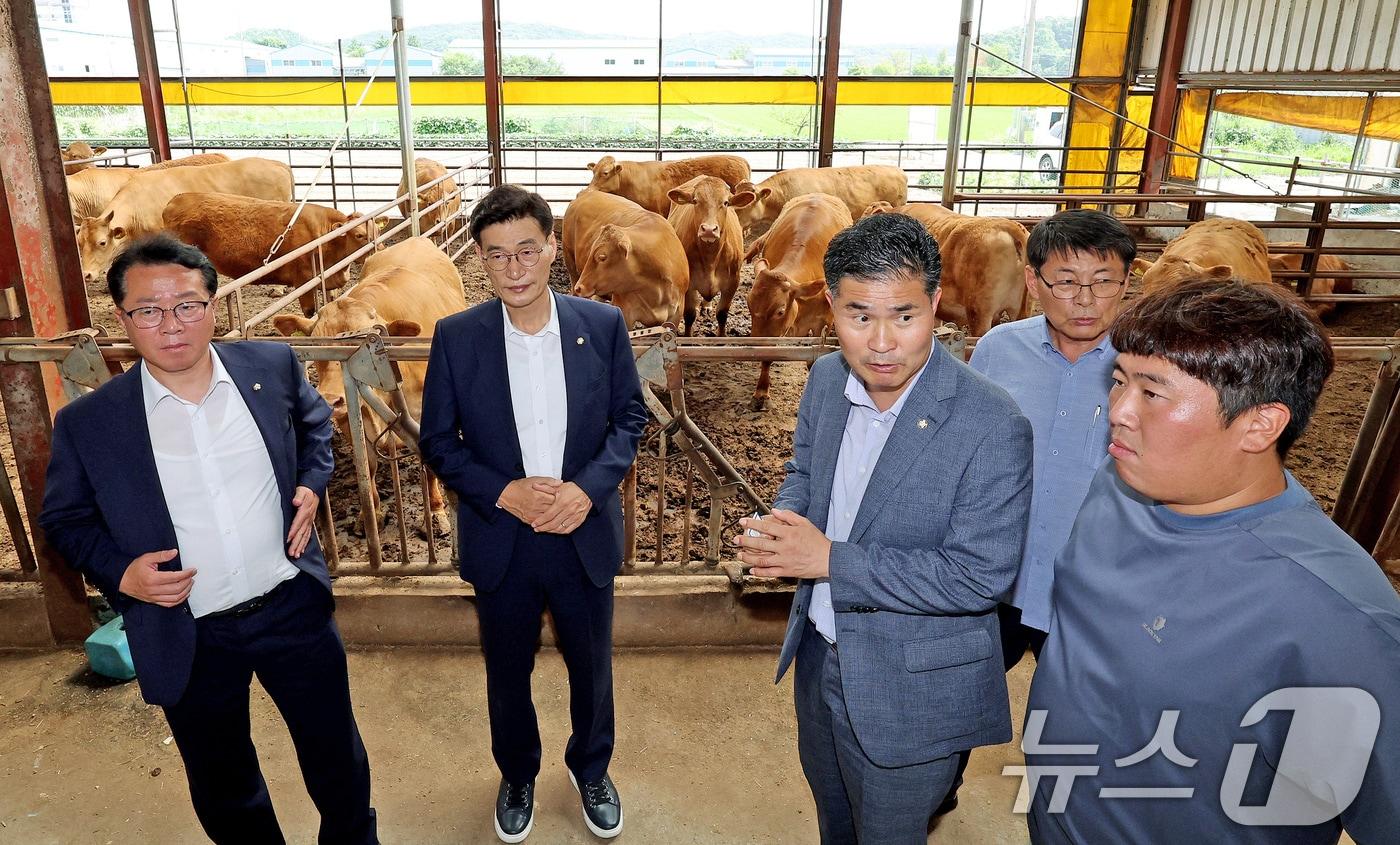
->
[969,209,1135,669]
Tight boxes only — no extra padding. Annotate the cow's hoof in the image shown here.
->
[750,395,767,412]
[432,511,453,538]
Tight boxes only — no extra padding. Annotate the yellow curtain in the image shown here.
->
[1065,83,1120,193]
[1169,89,1211,181]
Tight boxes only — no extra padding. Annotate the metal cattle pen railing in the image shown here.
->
[5,332,1394,589]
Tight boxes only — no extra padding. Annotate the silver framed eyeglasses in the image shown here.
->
[1035,270,1126,300]
[483,246,545,272]
[122,300,211,329]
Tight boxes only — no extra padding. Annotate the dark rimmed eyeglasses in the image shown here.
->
[121,300,211,329]
[483,246,546,272]
[1035,269,1126,300]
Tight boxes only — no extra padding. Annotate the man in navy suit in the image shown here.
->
[39,235,377,845]
[419,185,647,843]
[735,213,1033,843]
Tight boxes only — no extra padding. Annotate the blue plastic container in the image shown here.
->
[84,615,136,681]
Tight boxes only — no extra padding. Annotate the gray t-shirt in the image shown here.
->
[1027,463,1400,843]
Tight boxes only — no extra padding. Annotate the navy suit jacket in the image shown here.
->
[773,344,1034,767]
[38,341,335,707]
[419,293,648,591]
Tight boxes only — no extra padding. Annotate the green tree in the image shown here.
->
[344,39,367,58]
[440,51,484,75]
[372,35,390,50]
[501,54,564,75]
[407,34,423,48]
[727,44,751,62]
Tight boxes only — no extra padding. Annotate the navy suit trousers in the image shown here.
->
[162,572,377,845]
[475,527,615,784]
[795,621,960,845]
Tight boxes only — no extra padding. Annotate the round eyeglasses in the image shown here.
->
[484,246,545,272]
[122,300,211,329]
[1036,270,1126,300]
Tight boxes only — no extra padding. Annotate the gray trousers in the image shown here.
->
[794,621,960,845]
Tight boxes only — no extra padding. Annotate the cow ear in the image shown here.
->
[272,315,313,336]
[799,278,827,298]
[111,226,126,240]
[751,257,769,274]
[1203,263,1233,281]
[667,187,694,206]
[757,187,773,201]
[729,190,756,209]
[1267,255,1287,271]
[1129,257,1153,277]
[586,161,597,172]
[93,146,108,155]
[384,319,421,337]
[100,209,115,225]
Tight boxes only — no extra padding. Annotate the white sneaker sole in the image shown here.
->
[494,803,534,844]
[569,771,624,839]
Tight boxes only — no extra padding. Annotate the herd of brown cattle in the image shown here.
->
[61,145,1359,455]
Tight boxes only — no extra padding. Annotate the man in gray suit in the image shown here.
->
[735,213,1033,843]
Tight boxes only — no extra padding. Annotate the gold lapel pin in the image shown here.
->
[917,418,928,429]
[253,383,262,391]
[576,337,585,345]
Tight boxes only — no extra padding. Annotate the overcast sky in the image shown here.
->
[95,0,1082,47]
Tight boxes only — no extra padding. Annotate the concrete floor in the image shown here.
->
[0,647,1033,844]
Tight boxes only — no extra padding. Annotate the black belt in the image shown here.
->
[200,574,297,620]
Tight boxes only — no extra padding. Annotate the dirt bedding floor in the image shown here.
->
[16,239,1400,584]
[0,647,1036,844]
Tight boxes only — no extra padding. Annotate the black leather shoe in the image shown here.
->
[494,779,534,843]
[569,771,623,838]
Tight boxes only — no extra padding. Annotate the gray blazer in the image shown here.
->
[774,343,1033,767]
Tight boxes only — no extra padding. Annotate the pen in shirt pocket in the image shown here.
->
[1085,405,1103,460]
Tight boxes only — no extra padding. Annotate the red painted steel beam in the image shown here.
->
[1140,0,1193,194]
[816,0,843,168]
[127,0,171,161]
[480,0,504,187]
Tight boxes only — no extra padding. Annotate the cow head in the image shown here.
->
[273,302,420,435]
[733,181,783,238]
[585,156,624,193]
[1132,255,1233,295]
[749,264,827,339]
[76,210,126,284]
[349,215,392,255]
[61,141,106,175]
[572,224,633,300]
[667,176,755,245]
[861,201,897,219]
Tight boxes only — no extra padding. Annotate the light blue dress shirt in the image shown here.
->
[807,353,932,643]
[968,315,1115,631]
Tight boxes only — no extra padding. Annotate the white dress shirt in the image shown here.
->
[809,353,933,643]
[143,347,298,618]
[503,292,568,479]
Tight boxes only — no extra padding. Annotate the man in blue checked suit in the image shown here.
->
[735,212,1033,844]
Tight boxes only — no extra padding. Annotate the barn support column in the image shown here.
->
[0,2,97,643]
[480,0,504,188]
[816,0,843,168]
[391,0,419,236]
[1139,0,1193,194]
[943,0,976,208]
[127,0,171,162]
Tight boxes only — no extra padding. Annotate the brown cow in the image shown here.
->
[66,168,136,225]
[666,175,755,336]
[164,193,386,316]
[273,237,466,537]
[140,153,231,171]
[564,189,689,329]
[735,165,907,238]
[65,154,232,224]
[863,201,1031,336]
[1267,243,1353,321]
[745,193,852,410]
[398,157,461,237]
[61,141,107,175]
[1131,217,1272,295]
[77,157,293,283]
[584,154,752,216]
